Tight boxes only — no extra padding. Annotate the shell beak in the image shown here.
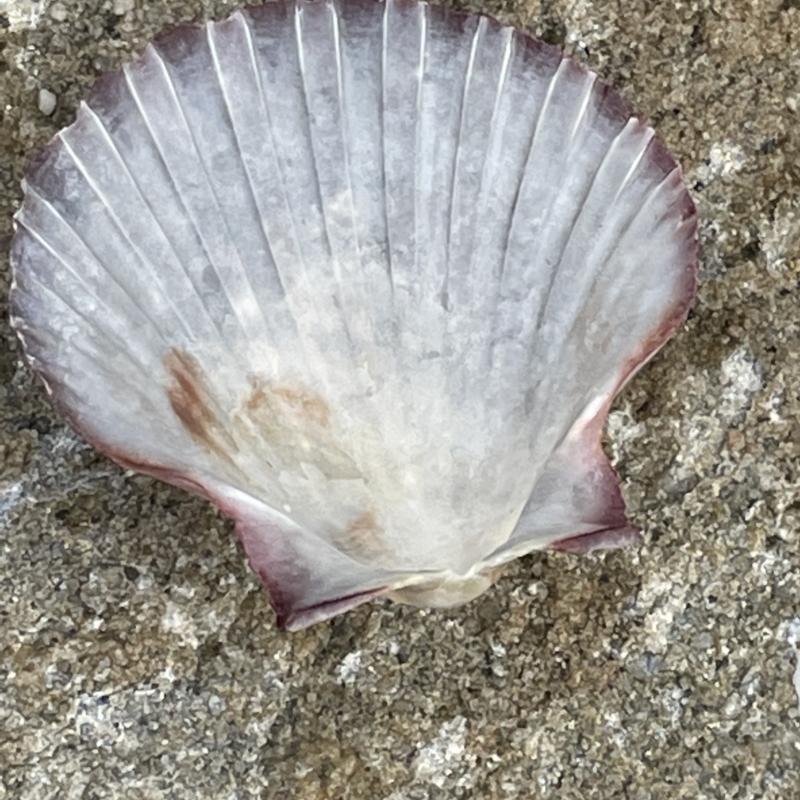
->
[387,567,505,609]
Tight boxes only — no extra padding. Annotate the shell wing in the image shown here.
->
[10,0,697,627]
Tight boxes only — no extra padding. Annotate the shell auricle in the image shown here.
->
[10,0,697,630]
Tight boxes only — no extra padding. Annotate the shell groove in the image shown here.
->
[10,0,697,630]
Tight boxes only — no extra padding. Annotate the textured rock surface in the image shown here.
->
[1,1,799,798]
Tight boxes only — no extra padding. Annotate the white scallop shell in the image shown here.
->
[10,0,697,629]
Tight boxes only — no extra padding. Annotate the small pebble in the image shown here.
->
[113,0,135,14]
[50,2,68,22]
[38,89,57,116]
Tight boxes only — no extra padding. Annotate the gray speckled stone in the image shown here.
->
[1,1,799,798]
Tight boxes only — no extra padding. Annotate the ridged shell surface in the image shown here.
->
[10,0,697,629]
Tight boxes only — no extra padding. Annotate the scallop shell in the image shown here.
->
[9,0,697,630]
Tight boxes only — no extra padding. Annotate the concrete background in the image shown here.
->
[1,0,799,798]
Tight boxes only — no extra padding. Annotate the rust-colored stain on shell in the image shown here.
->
[165,348,359,482]
[164,348,237,463]
[332,509,393,563]
[244,381,331,429]
[238,377,360,480]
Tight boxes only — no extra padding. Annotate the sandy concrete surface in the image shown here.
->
[1,0,800,798]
